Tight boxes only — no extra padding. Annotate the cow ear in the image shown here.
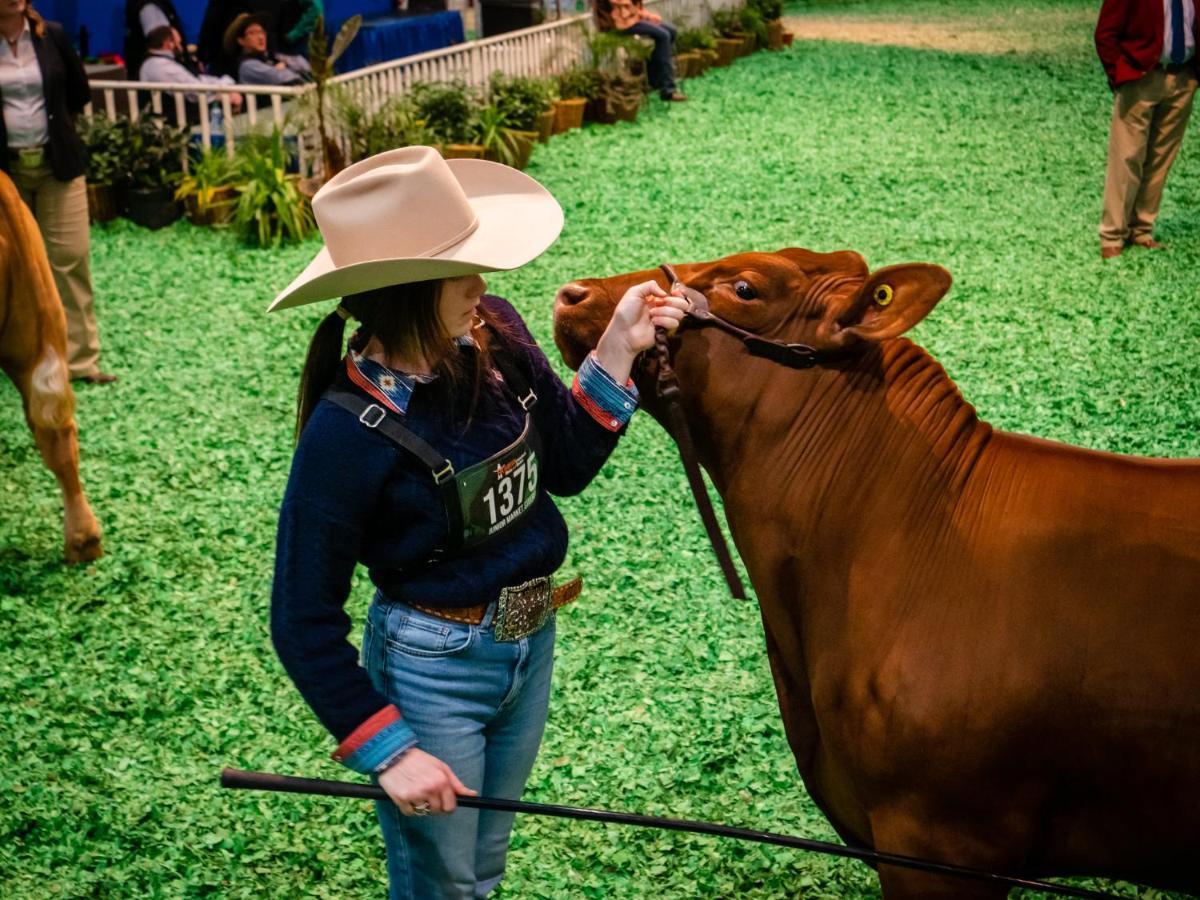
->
[826,264,952,345]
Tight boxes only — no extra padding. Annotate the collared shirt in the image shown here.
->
[139,50,234,103]
[237,51,312,86]
[0,18,49,149]
[1162,0,1196,64]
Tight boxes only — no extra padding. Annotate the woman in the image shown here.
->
[0,0,113,384]
[269,146,686,899]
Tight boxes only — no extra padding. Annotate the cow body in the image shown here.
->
[1,170,101,563]
[553,249,1200,897]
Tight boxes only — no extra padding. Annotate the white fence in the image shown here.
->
[85,0,734,160]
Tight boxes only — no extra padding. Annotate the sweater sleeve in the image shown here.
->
[270,402,418,773]
[485,297,634,497]
[1094,0,1129,88]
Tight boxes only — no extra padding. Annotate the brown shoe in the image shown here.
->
[1100,245,1123,260]
[662,91,688,102]
[1132,238,1166,250]
[74,372,118,385]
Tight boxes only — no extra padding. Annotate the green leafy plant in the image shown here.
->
[231,132,314,247]
[412,81,479,144]
[472,104,521,167]
[584,29,653,75]
[747,0,783,21]
[120,115,190,191]
[738,5,770,49]
[676,25,719,53]
[557,66,602,101]
[307,14,362,179]
[77,115,129,186]
[710,6,742,36]
[489,73,554,132]
[342,94,434,161]
[174,149,239,223]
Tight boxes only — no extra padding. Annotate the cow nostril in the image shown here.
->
[555,282,591,307]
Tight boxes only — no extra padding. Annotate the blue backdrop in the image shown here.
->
[34,1,393,57]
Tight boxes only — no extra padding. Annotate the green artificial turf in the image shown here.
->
[2,0,1198,896]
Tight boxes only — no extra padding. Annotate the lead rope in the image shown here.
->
[655,263,747,600]
[220,769,1122,900]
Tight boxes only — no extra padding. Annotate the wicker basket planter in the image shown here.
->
[715,38,740,66]
[183,185,238,227]
[552,97,587,133]
[767,19,785,50]
[536,109,556,143]
[443,143,485,160]
[86,183,118,224]
[675,51,700,78]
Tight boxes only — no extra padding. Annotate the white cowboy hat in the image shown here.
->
[268,146,564,312]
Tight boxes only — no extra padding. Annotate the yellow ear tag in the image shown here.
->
[873,284,894,307]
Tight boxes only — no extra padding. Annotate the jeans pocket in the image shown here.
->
[387,609,475,659]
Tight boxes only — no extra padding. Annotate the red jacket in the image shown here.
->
[1096,0,1200,89]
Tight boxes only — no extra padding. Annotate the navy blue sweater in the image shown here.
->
[271,297,624,744]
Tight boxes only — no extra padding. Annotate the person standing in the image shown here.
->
[1096,0,1199,259]
[268,146,686,899]
[0,0,114,384]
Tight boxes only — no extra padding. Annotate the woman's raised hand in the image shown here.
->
[594,281,689,384]
[378,747,476,816]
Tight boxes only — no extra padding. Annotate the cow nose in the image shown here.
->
[555,282,591,307]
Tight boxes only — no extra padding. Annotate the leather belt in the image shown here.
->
[408,576,583,627]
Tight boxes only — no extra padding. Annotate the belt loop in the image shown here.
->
[479,601,497,630]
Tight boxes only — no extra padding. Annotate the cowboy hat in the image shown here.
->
[223,12,269,57]
[268,146,564,312]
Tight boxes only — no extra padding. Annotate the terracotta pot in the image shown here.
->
[536,108,556,143]
[552,97,587,133]
[443,143,485,160]
[782,31,794,46]
[767,19,785,50]
[715,38,740,66]
[675,51,700,78]
[183,185,238,227]
[86,183,118,224]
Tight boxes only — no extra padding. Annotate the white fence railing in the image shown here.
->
[85,0,735,160]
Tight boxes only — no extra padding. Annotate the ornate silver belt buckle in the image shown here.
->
[494,576,554,642]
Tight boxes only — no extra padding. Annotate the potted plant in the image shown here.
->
[232,131,315,248]
[306,14,362,181]
[342,94,434,162]
[579,31,648,126]
[553,68,596,133]
[175,149,239,227]
[413,81,482,158]
[738,4,769,52]
[711,9,744,66]
[120,115,189,230]
[77,115,125,223]
[676,27,717,77]
[473,104,524,168]
[490,73,554,146]
[748,0,785,49]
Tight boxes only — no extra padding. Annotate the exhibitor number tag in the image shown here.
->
[456,415,541,546]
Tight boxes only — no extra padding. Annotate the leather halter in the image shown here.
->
[650,264,837,601]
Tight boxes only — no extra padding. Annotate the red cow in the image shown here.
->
[0,170,102,563]
[552,249,1200,898]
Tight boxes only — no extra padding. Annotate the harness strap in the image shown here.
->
[325,388,466,552]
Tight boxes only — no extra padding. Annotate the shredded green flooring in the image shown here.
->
[2,1,1196,896]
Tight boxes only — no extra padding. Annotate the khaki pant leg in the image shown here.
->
[1129,70,1198,242]
[1099,75,1159,248]
[14,165,101,378]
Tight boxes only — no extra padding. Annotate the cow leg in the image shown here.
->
[870,808,1018,900]
[17,350,103,563]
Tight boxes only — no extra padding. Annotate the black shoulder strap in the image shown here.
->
[324,389,465,552]
[490,343,537,411]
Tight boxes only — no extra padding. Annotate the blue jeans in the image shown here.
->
[623,20,679,98]
[363,595,556,899]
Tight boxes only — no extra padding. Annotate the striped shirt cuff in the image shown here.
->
[572,352,639,432]
[331,705,418,775]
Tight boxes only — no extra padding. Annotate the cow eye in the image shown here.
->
[734,281,757,300]
[873,284,894,306]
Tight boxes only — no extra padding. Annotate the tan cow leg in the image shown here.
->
[19,349,103,563]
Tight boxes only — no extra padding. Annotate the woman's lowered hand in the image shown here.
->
[378,747,476,816]
[594,281,688,383]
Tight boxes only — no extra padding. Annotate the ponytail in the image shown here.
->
[295,308,349,438]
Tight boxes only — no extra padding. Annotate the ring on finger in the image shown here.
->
[412,801,431,817]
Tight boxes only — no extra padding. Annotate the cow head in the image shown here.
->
[553,248,952,380]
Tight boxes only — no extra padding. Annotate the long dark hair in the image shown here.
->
[294,279,508,437]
